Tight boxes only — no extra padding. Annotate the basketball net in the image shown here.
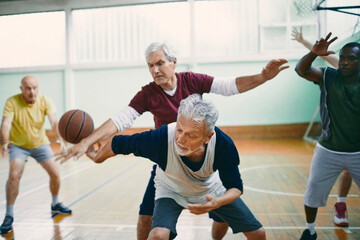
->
[293,0,316,17]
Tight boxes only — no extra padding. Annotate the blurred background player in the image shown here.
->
[0,75,72,234]
[292,27,353,227]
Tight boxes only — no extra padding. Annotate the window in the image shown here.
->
[194,0,259,58]
[0,11,65,68]
[259,0,317,53]
[72,2,190,64]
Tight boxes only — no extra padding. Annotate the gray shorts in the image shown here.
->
[151,197,263,239]
[304,144,360,208]
[9,144,54,163]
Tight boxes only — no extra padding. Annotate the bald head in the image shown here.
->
[20,75,39,105]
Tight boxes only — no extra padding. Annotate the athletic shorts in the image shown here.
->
[8,144,54,163]
[304,144,360,208]
[139,164,225,222]
[151,197,263,239]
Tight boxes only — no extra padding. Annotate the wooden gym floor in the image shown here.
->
[0,139,359,240]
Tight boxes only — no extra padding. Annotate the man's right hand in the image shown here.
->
[55,141,89,164]
[312,32,337,56]
[1,142,11,158]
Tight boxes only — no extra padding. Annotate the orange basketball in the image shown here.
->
[58,109,94,144]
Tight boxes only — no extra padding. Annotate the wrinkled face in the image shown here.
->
[174,114,213,158]
[339,46,360,77]
[147,49,176,89]
[20,77,38,105]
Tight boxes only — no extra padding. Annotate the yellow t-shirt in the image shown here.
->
[3,94,57,149]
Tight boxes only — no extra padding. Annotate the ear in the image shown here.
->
[204,131,214,145]
[173,58,177,68]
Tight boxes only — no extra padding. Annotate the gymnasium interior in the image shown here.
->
[0,0,359,239]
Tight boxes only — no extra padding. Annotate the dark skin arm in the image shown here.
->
[295,32,338,83]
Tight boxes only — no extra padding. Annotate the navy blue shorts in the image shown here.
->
[151,198,263,239]
[139,164,225,222]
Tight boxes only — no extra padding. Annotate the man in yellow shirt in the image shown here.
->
[0,75,72,234]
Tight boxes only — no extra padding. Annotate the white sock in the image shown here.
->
[337,196,346,203]
[5,205,14,218]
[306,222,316,235]
[52,195,59,207]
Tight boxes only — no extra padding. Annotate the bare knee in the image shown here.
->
[147,227,170,240]
[212,221,229,240]
[8,170,23,185]
[243,227,266,240]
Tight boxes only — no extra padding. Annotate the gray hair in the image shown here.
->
[178,94,219,133]
[145,42,177,63]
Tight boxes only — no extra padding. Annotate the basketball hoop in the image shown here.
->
[293,0,316,17]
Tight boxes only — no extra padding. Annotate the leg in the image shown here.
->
[338,170,352,198]
[334,170,352,227]
[137,215,152,240]
[208,211,228,240]
[211,198,264,239]
[1,158,25,233]
[211,221,229,240]
[137,165,157,240]
[6,158,26,206]
[34,145,71,215]
[304,205,318,223]
[39,159,60,197]
[243,227,266,240]
[147,227,171,240]
[150,198,183,240]
[301,145,343,239]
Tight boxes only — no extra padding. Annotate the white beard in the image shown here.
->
[174,141,201,156]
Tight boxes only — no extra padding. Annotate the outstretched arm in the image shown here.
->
[56,119,118,164]
[187,188,241,215]
[292,27,339,68]
[295,32,338,83]
[235,59,289,93]
[48,113,66,153]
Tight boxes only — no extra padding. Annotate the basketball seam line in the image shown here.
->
[72,111,86,144]
[65,110,79,142]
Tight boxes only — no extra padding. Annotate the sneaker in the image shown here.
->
[300,229,317,240]
[0,216,13,234]
[51,203,72,215]
[334,202,349,227]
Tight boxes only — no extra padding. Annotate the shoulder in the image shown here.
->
[5,94,21,107]
[214,127,235,146]
[176,72,214,82]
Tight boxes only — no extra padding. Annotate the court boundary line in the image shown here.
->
[52,160,143,218]
[242,164,359,197]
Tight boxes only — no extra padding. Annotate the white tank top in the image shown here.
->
[154,123,226,208]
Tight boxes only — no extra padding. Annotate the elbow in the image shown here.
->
[295,66,307,78]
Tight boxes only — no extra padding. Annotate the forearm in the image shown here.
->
[92,141,116,163]
[215,188,242,208]
[235,73,266,93]
[80,119,118,147]
[295,51,318,77]
[0,117,12,146]
[298,38,314,51]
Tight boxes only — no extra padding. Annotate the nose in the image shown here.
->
[154,65,160,73]
[177,133,186,145]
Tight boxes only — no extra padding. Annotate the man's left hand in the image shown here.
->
[262,59,289,81]
[187,195,219,215]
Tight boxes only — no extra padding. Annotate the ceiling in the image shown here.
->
[0,0,180,16]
